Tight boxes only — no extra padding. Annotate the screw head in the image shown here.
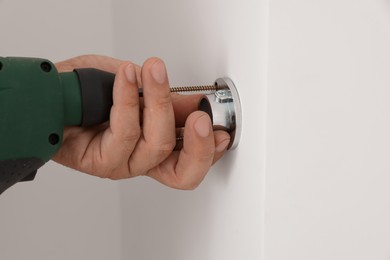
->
[215,89,233,103]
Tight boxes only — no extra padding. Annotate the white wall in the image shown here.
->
[112,0,267,259]
[0,1,123,260]
[265,1,390,259]
[2,1,390,260]
[113,0,390,259]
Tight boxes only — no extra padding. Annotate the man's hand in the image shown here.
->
[53,55,230,190]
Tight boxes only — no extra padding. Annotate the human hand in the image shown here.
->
[53,55,231,190]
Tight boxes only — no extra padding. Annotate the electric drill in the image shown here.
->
[0,57,117,194]
[0,57,241,194]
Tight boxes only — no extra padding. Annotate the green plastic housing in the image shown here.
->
[0,57,82,163]
[0,57,118,193]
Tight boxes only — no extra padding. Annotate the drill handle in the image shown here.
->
[73,68,115,126]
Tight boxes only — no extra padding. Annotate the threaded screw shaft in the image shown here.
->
[170,84,226,93]
[138,84,227,97]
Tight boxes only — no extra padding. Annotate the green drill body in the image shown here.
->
[0,57,114,193]
[0,57,222,194]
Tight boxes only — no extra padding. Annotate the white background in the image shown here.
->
[266,1,390,259]
[1,0,390,260]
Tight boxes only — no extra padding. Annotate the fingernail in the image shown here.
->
[216,139,230,152]
[125,63,136,84]
[150,60,166,84]
[194,115,211,138]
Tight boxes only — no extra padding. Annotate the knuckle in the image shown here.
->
[173,172,205,191]
[158,141,176,153]
[123,126,142,141]
[91,159,116,179]
[95,158,131,180]
[121,129,141,153]
[122,97,139,109]
[129,163,147,178]
[176,179,201,191]
[197,147,216,163]
[112,98,139,111]
[154,95,172,110]
[149,141,176,163]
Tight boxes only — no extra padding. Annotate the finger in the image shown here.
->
[212,130,231,164]
[129,58,176,175]
[55,55,124,73]
[137,93,202,127]
[171,93,204,126]
[99,62,141,179]
[52,126,102,168]
[146,111,215,190]
[55,55,142,83]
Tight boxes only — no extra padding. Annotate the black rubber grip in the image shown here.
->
[0,158,44,194]
[74,68,115,126]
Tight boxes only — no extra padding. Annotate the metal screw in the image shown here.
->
[138,84,227,97]
[170,84,226,94]
[215,89,233,103]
